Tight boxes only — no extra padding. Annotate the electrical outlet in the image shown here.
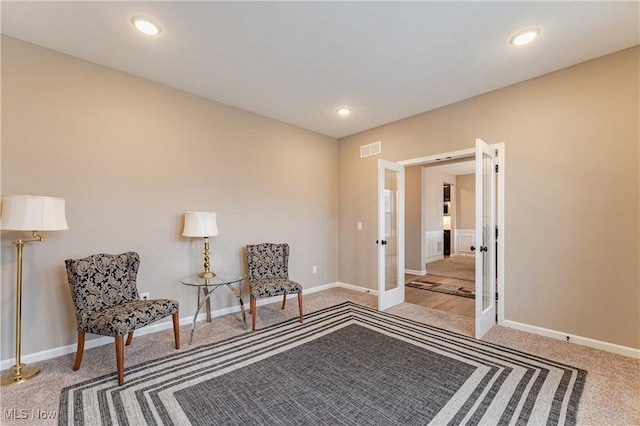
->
[140,292,150,300]
[312,265,317,274]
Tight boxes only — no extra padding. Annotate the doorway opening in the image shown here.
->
[404,159,476,319]
[443,184,452,257]
[395,142,505,338]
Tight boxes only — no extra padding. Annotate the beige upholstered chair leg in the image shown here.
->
[298,292,304,323]
[251,297,257,331]
[73,331,85,371]
[282,293,287,309]
[126,332,134,346]
[115,335,125,385]
[172,312,181,349]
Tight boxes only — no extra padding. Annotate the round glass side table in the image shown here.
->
[180,274,247,344]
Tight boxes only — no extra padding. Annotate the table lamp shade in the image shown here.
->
[1,195,68,231]
[182,212,218,237]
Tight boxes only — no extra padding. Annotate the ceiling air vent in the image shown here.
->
[360,141,381,158]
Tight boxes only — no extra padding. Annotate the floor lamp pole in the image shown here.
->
[1,238,42,386]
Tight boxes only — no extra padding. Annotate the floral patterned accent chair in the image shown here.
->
[65,252,180,385]
[246,243,303,330]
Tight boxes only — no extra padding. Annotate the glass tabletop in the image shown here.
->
[180,274,246,287]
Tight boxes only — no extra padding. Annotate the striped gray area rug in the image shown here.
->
[59,302,586,425]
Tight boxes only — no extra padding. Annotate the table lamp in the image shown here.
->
[1,194,68,386]
[182,212,218,278]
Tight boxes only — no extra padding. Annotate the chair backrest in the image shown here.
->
[65,252,140,327]
[247,243,290,282]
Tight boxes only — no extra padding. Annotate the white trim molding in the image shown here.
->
[0,282,341,370]
[502,319,640,359]
[425,230,444,263]
[398,148,476,167]
[455,229,475,255]
[337,281,378,296]
[405,269,426,276]
[1,316,190,370]
[3,283,638,369]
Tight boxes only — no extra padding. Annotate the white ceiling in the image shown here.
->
[430,161,475,176]
[2,1,638,139]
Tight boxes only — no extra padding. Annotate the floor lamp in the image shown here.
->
[1,194,68,387]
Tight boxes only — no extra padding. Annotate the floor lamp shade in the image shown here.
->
[1,195,68,231]
[1,194,68,387]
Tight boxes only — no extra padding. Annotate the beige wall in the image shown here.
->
[2,36,638,360]
[1,37,338,360]
[406,166,457,269]
[423,168,455,232]
[338,46,639,349]
[404,166,423,271]
[456,173,475,230]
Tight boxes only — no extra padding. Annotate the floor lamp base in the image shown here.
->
[1,364,40,386]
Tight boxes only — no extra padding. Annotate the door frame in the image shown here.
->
[397,143,506,327]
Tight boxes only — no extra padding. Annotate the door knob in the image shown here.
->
[480,246,488,252]
[470,245,476,252]
[381,240,387,245]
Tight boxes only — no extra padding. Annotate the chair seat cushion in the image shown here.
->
[250,279,302,298]
[82,299,179,337]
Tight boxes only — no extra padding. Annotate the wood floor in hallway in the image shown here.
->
[404,284,475,318]
[405,256,475,318]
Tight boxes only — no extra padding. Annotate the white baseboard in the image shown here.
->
[305,282,339,294]
[247,281,339,306]
[0,282,341,370]
[333,283,639,361]
[405,269,426,276]
[455,229,475,255]
[5,285,636,369]
[425,230,444,263]
[502,319,640,359]
[337,281,378,296]
[1,315,195,370]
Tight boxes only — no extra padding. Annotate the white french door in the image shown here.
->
[377,159,405,311]
[475,138,497,339]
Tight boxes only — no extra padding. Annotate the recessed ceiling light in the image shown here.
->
[132,16,161,36]
[510,28,540,46]
[336,107,352,116]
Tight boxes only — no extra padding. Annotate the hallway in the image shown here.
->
[405,256,475,318]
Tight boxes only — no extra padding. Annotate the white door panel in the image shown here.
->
[475,138,497,339]
[378,160,405,311]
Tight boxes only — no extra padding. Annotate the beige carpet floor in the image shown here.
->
[1,287,638,425]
